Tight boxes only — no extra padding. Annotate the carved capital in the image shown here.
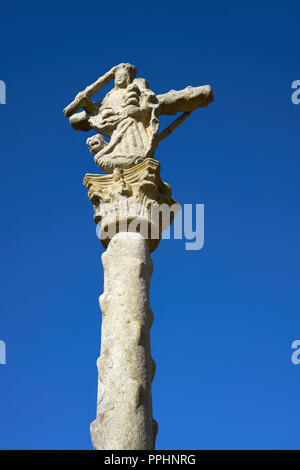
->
[83,158,179,252]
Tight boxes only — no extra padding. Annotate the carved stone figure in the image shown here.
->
[64,63,214,173]
[63,63,214,450]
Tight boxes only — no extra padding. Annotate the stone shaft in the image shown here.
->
[64,62,214,451]
[90,232,157,450]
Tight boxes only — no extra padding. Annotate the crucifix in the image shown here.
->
[63,63,213,450]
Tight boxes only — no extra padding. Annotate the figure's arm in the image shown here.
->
[63,65,117,117]
[157,84,214,115]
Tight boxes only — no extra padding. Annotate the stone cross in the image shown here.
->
[63,63,214,450]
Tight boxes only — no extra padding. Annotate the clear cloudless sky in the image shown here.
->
[0,0,299,450]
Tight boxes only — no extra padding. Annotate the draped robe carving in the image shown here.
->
[64,63,214,173]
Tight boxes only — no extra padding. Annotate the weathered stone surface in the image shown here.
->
[63,62,214,450]
[157,84,213,115]
[84,159,177,449]
[90,232,157,450]
[83,158,179,253]
[64,63,214,173]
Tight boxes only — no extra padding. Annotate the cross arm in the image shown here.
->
[157,84,214,116]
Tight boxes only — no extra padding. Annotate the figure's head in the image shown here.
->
[87,134,107,155]
[114,63,137,88]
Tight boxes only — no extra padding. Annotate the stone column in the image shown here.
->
[84,158,178,450]
[91,231,155,450]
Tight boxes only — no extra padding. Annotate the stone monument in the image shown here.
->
[63,63,214,450]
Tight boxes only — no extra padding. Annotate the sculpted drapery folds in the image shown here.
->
[63,63,214,173]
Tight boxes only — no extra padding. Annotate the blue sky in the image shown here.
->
[0,0,299,450]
